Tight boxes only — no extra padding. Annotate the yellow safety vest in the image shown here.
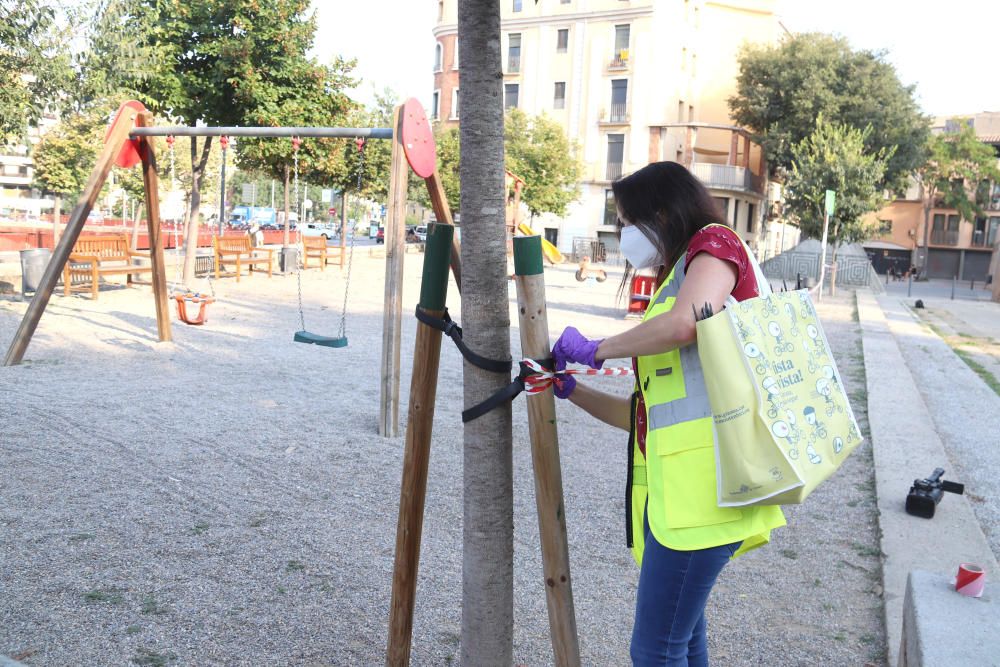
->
[628,242,785,566]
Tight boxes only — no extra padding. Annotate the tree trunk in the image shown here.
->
[182,137,213,285]
[458,2,514,665]
[52,195,61,247]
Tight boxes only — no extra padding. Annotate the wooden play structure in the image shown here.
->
[212,235,274,281]
[63,233,153,300]
[3,98,582,667]
[574,256,607,283]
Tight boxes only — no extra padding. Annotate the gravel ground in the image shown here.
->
[878,296,1000,562]
[0,250,884,665]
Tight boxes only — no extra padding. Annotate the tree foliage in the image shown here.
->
[408,110,580,219]
[729,33,928,192]
[33,111,102,198]
[504,109,581,218]
[916,122,1000,223]
[0,0,73,142]
[783,115,892,246]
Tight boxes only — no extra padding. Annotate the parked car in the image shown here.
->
[300,222,335,240]
[415,225,428,242]
[376,226,385,244]
[86,210,105,224]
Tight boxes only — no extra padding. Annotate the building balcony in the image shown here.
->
[931,229,959,245]
[690,162,765,197]
[605,162,623,181]
[598,104,630,125]
[608,50,630,71]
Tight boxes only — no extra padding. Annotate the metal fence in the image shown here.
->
[760,251,884,292]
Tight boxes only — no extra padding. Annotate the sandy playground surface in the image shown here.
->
[0,246,885,665]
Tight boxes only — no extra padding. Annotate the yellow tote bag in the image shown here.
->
[696,252,863,507]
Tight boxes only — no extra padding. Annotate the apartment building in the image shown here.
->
[0,110,58,220]
[866,112,1000,281]
[431,0,782,257]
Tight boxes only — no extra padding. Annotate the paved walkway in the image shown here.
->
[858,290,1000,665]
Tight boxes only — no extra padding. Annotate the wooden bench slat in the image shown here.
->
[63,234,152,300]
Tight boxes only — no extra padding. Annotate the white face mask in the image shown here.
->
[619,225,661,269]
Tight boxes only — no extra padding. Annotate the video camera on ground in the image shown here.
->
[905,468,964,519]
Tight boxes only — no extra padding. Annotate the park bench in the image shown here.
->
[302,236,343,270]
[212,235,273,282]
[63,234,152,300]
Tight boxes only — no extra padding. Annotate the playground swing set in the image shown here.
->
[3,97,588,666]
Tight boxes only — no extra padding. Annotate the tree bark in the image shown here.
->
[458,2,514,665]
[182,137,213,285]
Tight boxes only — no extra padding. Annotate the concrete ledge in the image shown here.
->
[857,290,999,666]
[899,570,1000,666]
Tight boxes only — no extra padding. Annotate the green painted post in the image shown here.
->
[387,222,453,666]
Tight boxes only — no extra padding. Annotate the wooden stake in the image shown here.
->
[379,105,408,437]
[3,105,139,366]
[386,223,453,666]
[513,236,581,666]
[423,171,462,292]
[136,111,172,342]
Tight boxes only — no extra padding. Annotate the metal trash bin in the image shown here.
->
[20,248,52,296]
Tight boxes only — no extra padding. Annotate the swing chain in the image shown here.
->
[292,136,307,331]
[338,138,364,339]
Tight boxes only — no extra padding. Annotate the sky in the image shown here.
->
[311,0,1000,118]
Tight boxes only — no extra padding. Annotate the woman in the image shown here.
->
[551,162,785,667]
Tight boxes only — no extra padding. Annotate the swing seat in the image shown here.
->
[174,292,215,326]
[294,330,348,348]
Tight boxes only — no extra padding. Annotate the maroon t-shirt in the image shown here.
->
[634,225,757,456]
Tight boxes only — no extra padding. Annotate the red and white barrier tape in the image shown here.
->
[521,358,633,395]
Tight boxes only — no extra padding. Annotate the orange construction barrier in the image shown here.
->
[627,275,657,317]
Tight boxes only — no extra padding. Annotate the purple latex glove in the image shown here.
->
[553,373,576,400]
[552,326,604,371]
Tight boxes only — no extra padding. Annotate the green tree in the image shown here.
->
[32,110,102,242]
[783,116,893,250]
[914,122,1000,272]
[119,0,357,281]
[409,110,580,220]
[729,33,928,192]
[0,0,73,141]
[504,109,581,219]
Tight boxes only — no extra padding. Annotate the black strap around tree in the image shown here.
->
[415,306,513,374]
[414,305,553,422]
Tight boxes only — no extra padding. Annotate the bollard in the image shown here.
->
[951,275,956,300]
[908,272,913,298]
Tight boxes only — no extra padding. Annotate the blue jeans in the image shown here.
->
[630,512,741,667]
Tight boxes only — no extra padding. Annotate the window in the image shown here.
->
[434,43,443,71]
[606,134,624,180]
[431,90,440,120]
[988,217,1000,246]
[557,28,569,53]
[451,88,459,119]
[688,104,694,122]
[544,227,558,247]
[508,33,521,73]
[677,100,685,122]
[513,0,522,11]
[614,24,630,52]
[554,82,566,109]
[604,189,617,226]
[733,200,741,231]
[932,213,960,245]
[610,79,627,122]
[504,83,519,109]
[747,204,755,233]
[713,197,729,220]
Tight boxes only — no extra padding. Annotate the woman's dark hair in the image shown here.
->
[612,161,727,298]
